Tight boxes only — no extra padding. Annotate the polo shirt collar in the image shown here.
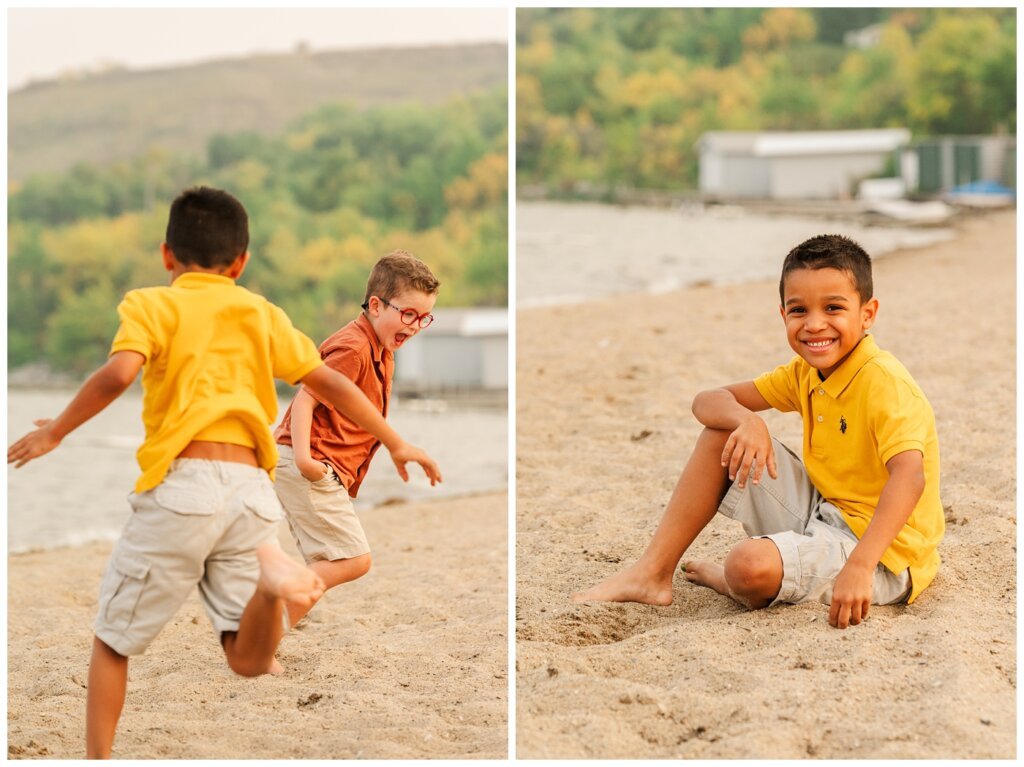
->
[355,312,387,365]
[171,272,235,288]
[816,334,880,398]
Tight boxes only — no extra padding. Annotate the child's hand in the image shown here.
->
[722,414,777,488]
[389,442,442,486]
[7,419,61,468]
[829,561,874,629]
[296,458,329,483]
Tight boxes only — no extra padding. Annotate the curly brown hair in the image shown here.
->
[362,250,440,306]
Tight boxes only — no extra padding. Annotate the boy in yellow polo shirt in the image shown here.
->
[574,234,942,630]
[7,186,441,758]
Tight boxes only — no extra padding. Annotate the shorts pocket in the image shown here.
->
[244,480,284,522]
[102,551,151,632]
[311,464,339,490]
[153,468,219,516]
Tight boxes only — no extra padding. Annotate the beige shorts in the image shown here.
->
[718,439,912,607]
[94,459,283,656]
[274,445,370,563]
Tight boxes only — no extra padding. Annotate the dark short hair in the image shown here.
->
[362,250,440,307]
[165,186,249,269]
[779,234,873,303]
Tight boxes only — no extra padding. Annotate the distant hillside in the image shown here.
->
[9,42,507,182]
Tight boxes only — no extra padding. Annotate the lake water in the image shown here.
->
[517,200,956,307]
[6,389,507,553]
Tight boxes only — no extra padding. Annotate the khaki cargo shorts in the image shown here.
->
[94,459,283,657]
[718,439,912,607]
[274,445,370,563]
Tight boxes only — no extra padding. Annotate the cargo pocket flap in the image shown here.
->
[244,484,284,522]
[153,485,219,515]
[113,552,151,580]
[101,551,151,632]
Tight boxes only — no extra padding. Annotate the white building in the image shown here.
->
[697,129,911,200]
[843,23,886,50]
[394,307,508,393]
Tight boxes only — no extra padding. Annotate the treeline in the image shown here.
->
[9,89,508,375]
[517,7,1016,191]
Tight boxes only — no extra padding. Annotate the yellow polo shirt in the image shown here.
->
[110,272,323,493]
[754,334,942,603]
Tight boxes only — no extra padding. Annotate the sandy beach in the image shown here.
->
[515,209,1016,759]
[8,492,507,759]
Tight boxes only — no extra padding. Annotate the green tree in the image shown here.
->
[45,280,120,375]
[909,12,1010,134]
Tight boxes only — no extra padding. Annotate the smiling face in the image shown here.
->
[365,288,437,353]
[780,267,878,378]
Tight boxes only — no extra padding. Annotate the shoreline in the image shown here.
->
[7,393,507,555]
[515,209,1016,759]
[515,199,960,309]
[8,491,508,759]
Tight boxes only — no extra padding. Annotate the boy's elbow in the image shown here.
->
[110,367,137,390]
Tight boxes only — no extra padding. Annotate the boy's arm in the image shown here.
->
[7,351,145,467]
[828,449,925,630]
[691,381,777,488]
[298,364,441,486]
[289,388,329,482]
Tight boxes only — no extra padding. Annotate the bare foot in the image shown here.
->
[256,544,325,609]
[571,564,674,606]
[681,560,731,598]
[267,657,284,675]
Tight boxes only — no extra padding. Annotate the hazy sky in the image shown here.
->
[7,8,509,90]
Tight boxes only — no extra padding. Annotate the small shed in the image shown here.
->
[394,307,508,393]
[697,129,911,200]
[905,135,1016,194]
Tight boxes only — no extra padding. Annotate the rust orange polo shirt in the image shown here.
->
[275,313,393,497]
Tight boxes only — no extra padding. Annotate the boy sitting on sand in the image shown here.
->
[272,250,440,627]
[575,234,942,629]
[6,187,441,758]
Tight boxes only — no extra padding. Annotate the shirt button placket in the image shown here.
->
[810,387,826,457]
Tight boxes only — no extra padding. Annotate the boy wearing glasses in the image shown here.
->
[273,250,441,625]
[7,190,442,757]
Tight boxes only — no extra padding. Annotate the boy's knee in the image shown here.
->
[724,539,782,604]
[353,553,372,579]
[319,552,371,588]
[697,427,732,451]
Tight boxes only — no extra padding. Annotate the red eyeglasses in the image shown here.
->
[378,297,434,329]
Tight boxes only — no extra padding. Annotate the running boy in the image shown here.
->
[273,250,440,626]
[7,187,441,758]
[574,234,943,629]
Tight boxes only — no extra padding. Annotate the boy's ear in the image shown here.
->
[224,251,250,279]
[861,296,879,329]
[160,242,176,272]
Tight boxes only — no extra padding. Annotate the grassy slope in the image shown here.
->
[9,43,507,181]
